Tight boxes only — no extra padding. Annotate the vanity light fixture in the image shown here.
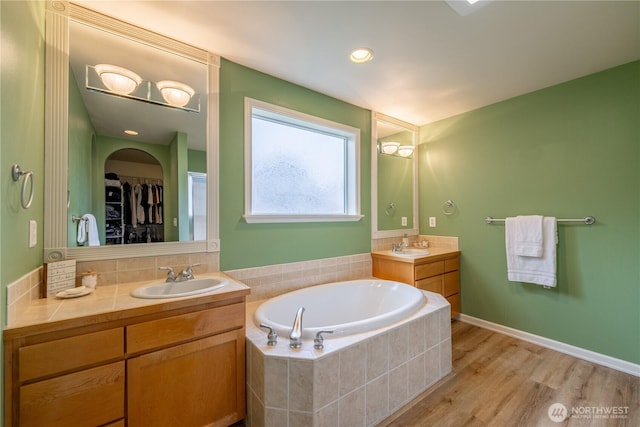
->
[397,145,414,157]
[156,80,195,108]
[350,47,374,63]
[86,65,200,112]
[94,64,142,95]
[380,141,400,155]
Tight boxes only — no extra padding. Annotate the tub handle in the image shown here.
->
[259,323,278,346]
[313,330,334,350]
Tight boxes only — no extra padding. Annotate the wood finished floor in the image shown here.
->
[378,320,639,427]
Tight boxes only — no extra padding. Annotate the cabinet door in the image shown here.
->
[127,329,245,427]
[19,362,125,427]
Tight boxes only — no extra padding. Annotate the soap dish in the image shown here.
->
[56,286,94,299]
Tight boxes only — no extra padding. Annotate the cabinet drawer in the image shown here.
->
[19,361,125,427]
[444,256,460,273]
[443,271,460,297]
[416,275,442,293]
[19,328,124,382]
[127,303,245,354]
[415,261,444,280]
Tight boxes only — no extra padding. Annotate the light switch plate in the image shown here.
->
[29,220,37,247]
[429,217,436,227]
[401,216,407,226]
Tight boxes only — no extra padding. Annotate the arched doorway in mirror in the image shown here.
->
[105,148,164,244]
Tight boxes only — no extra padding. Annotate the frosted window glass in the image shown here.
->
[251,117,346,214]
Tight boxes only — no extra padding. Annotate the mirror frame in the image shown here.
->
[371,112,419,239]
[44,1,220,261]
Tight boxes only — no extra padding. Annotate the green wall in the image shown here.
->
[419,61,640,364]
[188,149,206,173]
[0,0,46,415]
[0,0,45,303]
[219,59,372,270]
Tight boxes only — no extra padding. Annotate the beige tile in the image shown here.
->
[155,254,190,269]
[117,268,156,284]
[250,343,265,401]
[389,364,408,412]
[339,342,366,396]
[439,307,452,343]
[366,373,389,426]
[389,324,410,367]
[96,272,118,287]
[313,401,339,427]
[407,353,426,398]
[366,332,389,381]
[117,256,157,272]
[289,410,313,427]
[289,359,314,411]
[439,338,453,376]
[424,345,440,387]
[248,388,265,427]
[314,352,340,409]
[424,311,440,350]
[408,317,426,358]
[338,387,365,427]
[264,357,289,409]
[76,259,117,274]
[264,408,287,427]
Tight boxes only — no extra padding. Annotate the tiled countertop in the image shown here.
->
[3,272,250,338]
[371,247,460,264]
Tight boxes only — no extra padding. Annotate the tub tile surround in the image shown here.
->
[245,292,452,427]
[226,253,373,302]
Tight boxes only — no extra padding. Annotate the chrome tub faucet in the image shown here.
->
[289,307,305,349]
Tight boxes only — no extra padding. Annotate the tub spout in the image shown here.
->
[289,307,305,349]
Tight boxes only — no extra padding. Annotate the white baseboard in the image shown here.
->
[458,314,640,377]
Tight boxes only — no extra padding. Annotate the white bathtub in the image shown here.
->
[253,279,426,338]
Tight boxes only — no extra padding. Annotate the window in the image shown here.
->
[244,98,362,223]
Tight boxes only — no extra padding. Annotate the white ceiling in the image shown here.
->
[74,0,639,127]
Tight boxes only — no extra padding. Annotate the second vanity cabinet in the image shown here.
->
[3,287,248,427]
[372,250,461,318]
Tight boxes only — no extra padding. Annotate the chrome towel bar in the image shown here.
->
[485,216,596,225]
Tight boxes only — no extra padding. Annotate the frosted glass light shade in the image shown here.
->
[397,145,414,157]
[156,80,195,107]
[381,141,400,154]
[94,64,142,95]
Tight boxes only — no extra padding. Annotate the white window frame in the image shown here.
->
[243,97,363,223]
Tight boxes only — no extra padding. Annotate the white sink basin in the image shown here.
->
[385,248,430,258]
[131,277,227,299]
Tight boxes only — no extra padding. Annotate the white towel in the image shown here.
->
[513,215,544,257]
[506,216,557,287]
[81,214,100,247]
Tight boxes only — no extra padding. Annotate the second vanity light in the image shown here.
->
[380,141,414,157]
[89,64,199,112]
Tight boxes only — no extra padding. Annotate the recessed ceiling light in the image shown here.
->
[124,129,139,136]
[350,47,374,64]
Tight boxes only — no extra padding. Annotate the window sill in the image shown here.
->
[243,214,364,224]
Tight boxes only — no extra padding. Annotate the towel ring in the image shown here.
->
[441,199,456,216]
[11,164,34,209]
[385,202,396,216]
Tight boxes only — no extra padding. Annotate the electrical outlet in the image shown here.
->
[429,217,436,227]
[173,217,178,227]
[401,216,407,226]
[29,220,37,247]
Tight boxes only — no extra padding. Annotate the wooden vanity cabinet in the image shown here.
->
[4,297,247,427]
[372,251,461,318]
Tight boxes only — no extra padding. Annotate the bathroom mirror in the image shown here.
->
[371,112,419,238]
[44,1,220,261]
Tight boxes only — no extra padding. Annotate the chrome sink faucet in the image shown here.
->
[159,267,177,282]
[289,307,305,349]
[177,263,201,281]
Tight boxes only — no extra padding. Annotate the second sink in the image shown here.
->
[131,277,227,299]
